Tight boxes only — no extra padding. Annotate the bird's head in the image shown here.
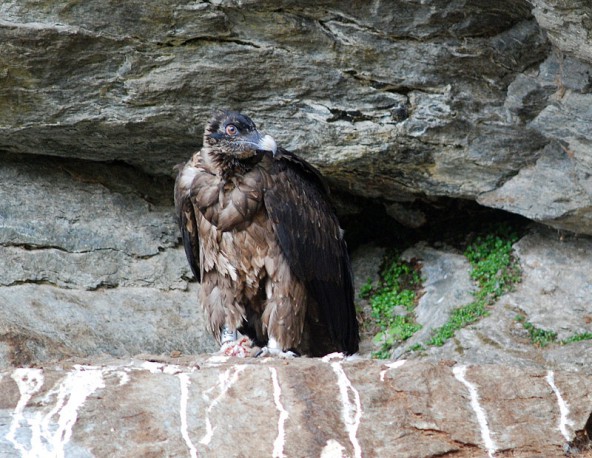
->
[204,110,277,161]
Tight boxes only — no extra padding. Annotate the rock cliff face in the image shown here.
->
[1,0,591,232]
[1,1,592,455]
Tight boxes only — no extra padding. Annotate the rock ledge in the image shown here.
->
[1,356,591,457]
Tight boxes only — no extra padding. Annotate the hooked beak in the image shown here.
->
[256,133,277,157]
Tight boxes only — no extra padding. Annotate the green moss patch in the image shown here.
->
[360,253,422,359]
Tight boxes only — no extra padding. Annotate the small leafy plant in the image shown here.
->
[361,253,422,359]
[515,315,558,347]
[515,315,592,347]
[563,332,592,344]
[428,228,521,347]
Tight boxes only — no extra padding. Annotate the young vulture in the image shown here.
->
[174,110,359,357]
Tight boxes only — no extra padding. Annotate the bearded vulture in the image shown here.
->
[174,110,359,357]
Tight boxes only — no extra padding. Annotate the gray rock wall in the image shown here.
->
[0,156,216,365]
[0,0,591,340]
[1,0,591,232]
[1,0,591,365]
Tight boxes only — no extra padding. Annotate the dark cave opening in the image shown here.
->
[336,191,532,254]
[0,151,536,257]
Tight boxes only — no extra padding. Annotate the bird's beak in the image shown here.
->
[257,134,278,157]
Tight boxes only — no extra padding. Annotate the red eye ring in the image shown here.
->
[225,124,238,136]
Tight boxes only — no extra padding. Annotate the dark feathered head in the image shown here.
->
[204,110,277,160]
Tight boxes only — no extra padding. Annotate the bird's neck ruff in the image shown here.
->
[205,147,264,180]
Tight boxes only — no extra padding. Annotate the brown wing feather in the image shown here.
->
[263,148,359,354]
[174,165,201,281]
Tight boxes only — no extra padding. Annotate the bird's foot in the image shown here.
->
[254,338,300,358]
[255,347,299,358]
[219,336,252,358]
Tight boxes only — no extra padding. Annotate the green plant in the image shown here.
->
[359,278,374,299]
[363,253,422,359]
[427,300,488,346]
[515,315,558,347]
[465,233,521,302]
[515,315,592,347]
[372,316,422,355]
[562,332,592,344]
[409,343,425,352]
[428,228,521,347]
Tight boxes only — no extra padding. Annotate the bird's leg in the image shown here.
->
[219,325,252,357]
[259,277,305,358]
[255,337,300,358]
[220,325,237,344]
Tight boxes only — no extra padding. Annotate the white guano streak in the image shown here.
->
[7,366,105,458]
[546,370,574,441]
[7,368,45,457]
[380,360,407,382]
[205,355,230,365]
[453,365,496,458]
[321,352,344,363]
[32,366,105,458]
[269,367,289,458]
[331,361,362,458]
[178,373,199,458]
[7,364,134,458]
[139,360,183,375]
[199,365,246,446]
[320,439,347,458]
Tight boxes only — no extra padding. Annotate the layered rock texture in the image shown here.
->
[1,1,592,456]
[1,0,592,232]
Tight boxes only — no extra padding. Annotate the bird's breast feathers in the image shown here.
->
[181,153,270,232]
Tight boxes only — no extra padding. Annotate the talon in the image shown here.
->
[255,347,298,358]
[255,338,300,358]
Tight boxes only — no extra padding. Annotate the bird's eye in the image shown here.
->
[225,124,239,136]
